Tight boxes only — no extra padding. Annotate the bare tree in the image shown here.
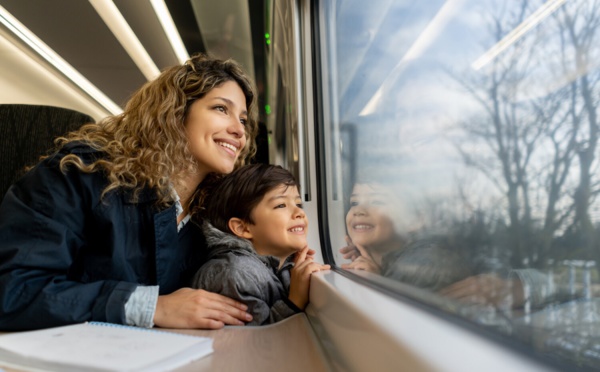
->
[452,0,600,264]
[554,1,600,241]
[452,1,545,264]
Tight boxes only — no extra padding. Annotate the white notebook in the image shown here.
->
[0,322,213,372]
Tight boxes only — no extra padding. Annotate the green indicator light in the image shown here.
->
[266,39,271,45]
[265,33,270,39]
[268,135,272,145]
[265,104,271,115]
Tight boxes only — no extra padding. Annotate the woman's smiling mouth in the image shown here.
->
[216,140,239,156]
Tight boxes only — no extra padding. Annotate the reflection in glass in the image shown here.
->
[342,182,471,291]
[321,0,600,368]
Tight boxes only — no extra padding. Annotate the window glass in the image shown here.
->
[318,0,600,368]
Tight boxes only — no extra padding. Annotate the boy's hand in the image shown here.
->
[339,235,360,261]
[341,255,380,273]
[288,247,330,310]
[154,288,253,329]
[340,239,380,273]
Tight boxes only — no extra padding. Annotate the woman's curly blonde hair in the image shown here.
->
[55,53,258,210]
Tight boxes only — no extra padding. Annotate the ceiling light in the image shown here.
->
[0,4,123,115]
[150,0,189,64]
[471,0,567,71]
[360,0,461,116]
[89,0,161,80]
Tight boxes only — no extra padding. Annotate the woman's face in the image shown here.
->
[185,80,248,177]
[346,183,397,252]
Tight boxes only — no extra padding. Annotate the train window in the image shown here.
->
[315,0,600,368]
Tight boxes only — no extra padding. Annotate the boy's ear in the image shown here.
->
[228,218,253,239]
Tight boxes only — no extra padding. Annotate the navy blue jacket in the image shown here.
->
[0,143,207,331]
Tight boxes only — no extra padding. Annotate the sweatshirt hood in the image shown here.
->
[202,221,256,259]
[201,221,295,270]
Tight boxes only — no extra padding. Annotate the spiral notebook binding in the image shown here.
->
[86,321,201,338]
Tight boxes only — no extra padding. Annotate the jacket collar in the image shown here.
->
[122,187,162,204]
[202,221,288,269]
[202,221,256,258]
[61,142,168,205]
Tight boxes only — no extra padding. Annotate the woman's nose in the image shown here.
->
[228,118,245,138]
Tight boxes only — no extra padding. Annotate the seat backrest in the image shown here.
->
[0,104,95,199]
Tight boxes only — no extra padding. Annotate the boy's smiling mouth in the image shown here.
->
[352,223,374,231]
[288,225,306,233]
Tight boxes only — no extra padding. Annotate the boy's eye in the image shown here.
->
[296,203,304,209]
[274,204,286,209]
[349,200,359,207]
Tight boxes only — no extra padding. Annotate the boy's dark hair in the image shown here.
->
[204,164,298,235]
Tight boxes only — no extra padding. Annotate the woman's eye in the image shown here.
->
[215,105,226,113]
[240,118,247,126]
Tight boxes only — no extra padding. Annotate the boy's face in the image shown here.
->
[346,183,396,252]
[244,185,308,260]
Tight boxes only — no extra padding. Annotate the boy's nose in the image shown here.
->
[294,207,305,218]
[354,208,367,216]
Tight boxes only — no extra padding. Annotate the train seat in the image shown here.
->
[0,104,94,199]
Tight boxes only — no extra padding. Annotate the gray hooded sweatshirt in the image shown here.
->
[191,222,301,325]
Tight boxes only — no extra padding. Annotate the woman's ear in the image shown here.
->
[228,218,253,239]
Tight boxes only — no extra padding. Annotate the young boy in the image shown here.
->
[192,164,330,325]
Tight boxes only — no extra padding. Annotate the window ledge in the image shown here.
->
[306,270,555,372]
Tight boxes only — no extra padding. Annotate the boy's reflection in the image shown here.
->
[342,183,403,273]
[341,183,470,291]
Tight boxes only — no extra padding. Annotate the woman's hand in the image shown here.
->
[154,288,253,329]
[439,274,523,308]
[288,247,330,310]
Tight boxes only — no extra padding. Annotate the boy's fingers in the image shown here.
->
[345,235,353,246]
[308,263,328,273]
[294,246,310,264]
[306,262,328,271]
[294,257,314,271]
[354,243,370,258]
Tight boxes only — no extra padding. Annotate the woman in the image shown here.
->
[0,54,257,331]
